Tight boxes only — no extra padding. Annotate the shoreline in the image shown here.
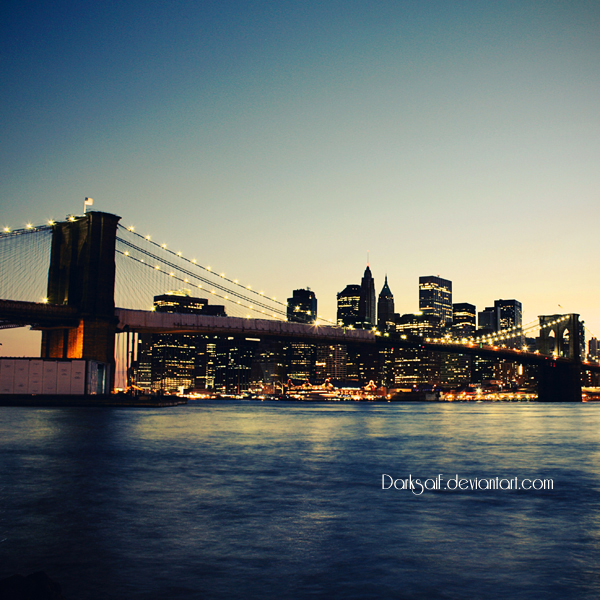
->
[0,393,187,407]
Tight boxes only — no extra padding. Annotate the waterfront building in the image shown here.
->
[393,313,442,386]
[285,342,316,383]
[287,289,317,324]
[474,306,500,385]
[145,291,217,392]
[419,276,452,326]
[379,346,395,387]
[346,345,380,385]
[377,276,395,332]
[315,344,348,382]
[252,341,286,389]
[135,291,233,393]
[440,352,471,386]
[444,303,477,384]
[337,284,361,327]
[151,333,196,392]
[134,333,153,389]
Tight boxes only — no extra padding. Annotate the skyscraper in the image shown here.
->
[393,313,442,385]
[144,292,207,392]
[287,288,317,324]
[377,276,395,331]
[337,284,361,327]
[478,306,500,333]
[358,265,376,329]
[419,276,452,326]
[444,303,477,385]
[452,303,476,337]
[494,299,522,330]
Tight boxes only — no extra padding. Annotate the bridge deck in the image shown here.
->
[115,308,377,344]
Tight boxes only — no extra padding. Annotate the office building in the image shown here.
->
[315,344,348,382]
[493,299,523,349]
[478,306,500,333]
[377,276,395,331]
[337,284,361,327]
[287,288,317,324]
[393,313,442,385]
[135,291,229,393]
[154,291,226,316]
[494,299,522,330]
[285,342,316,383]
[358,265,376,328]
[452,303,476,337]
[442,303,477,385]
[150,333,197,392]
[419,276,452,326]
[396,312,441,339]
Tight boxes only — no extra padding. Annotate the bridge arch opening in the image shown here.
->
[560,328,570,358]
[547,330,556,355]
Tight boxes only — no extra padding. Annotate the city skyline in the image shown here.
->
[0,209,597,397]
[1,1,600,352]
[0,230,597,356]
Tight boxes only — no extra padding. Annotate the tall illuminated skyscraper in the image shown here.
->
[377,276,395,331]
[358,265,376,329]
[419,276,452,326]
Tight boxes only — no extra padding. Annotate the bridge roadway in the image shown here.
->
[0,299,80,328]
[115,308,377,344]
[2,302,599,374]
[114,308,600,373]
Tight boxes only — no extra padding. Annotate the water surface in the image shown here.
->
[1,401,600,599]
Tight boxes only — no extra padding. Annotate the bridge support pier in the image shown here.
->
[537,361,582,402]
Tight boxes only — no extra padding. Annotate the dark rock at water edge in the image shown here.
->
[0,571,66,600]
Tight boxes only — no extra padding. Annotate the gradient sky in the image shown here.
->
[1,0,599,355]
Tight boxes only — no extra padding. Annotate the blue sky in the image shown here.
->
[2,0,600,354]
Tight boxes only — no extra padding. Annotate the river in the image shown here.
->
[1,400,600,599]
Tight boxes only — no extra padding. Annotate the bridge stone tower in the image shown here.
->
[41,211,121,388]
[537,314,582,402]
[538,314,582,361]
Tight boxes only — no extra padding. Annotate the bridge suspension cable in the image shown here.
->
[0,225,52,304]
[115,225,297,320]
[468,316,577,352]
[471,319,540,344]
[119,225,286,300]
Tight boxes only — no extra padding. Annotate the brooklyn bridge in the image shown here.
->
[1,211,598,401]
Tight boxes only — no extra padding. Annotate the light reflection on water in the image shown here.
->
[1,401,600,599]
